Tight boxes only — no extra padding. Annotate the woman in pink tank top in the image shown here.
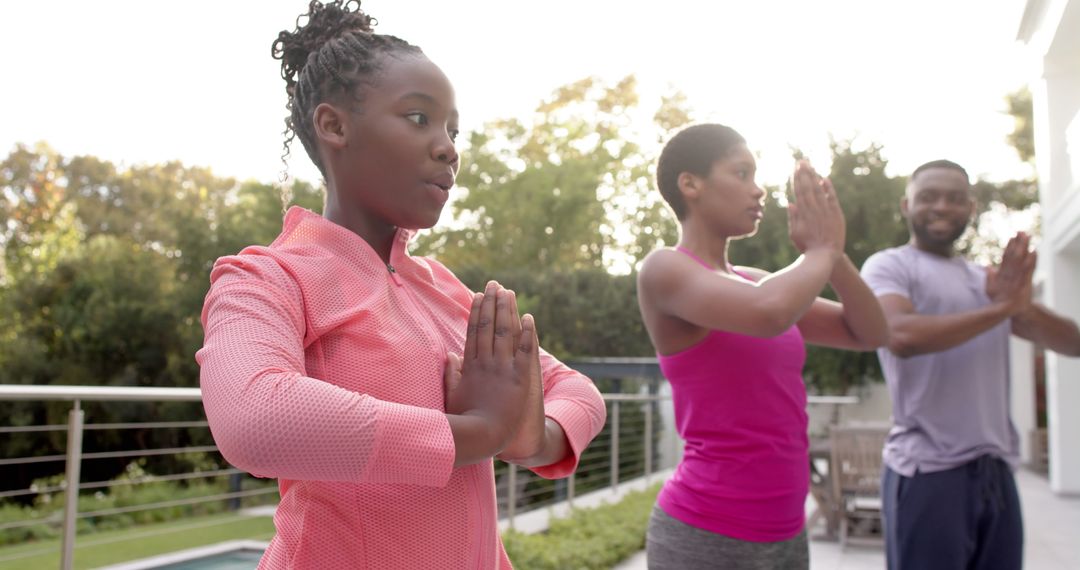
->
[636,124,888,569]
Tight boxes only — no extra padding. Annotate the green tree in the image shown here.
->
[958,87,1041,264]
[0,233,199,488]
[0,143,324,491]
[1005,87,1035,165]
[0,144,83,283]
[3,143,325,384]
[803,141,907,393]
[414,76,680,274]
[950,88,1038,262]
[620,90,690,267]
[451,266,652,359]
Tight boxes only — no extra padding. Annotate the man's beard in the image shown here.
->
[910,219,968,249]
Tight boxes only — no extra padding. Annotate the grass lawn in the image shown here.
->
[0,484,659,569]
[0,512,275,570]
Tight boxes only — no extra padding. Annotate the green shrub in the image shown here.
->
[503,484,659,570]
[0,502,57,546]
[0,460,277,546]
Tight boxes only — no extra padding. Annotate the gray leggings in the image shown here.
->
[646,506,809,570]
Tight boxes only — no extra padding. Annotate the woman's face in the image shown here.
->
[333,54,460,230]
[689,144,766,238]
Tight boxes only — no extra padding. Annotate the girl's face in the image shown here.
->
[687,144,766,238]
[334,54,460,230]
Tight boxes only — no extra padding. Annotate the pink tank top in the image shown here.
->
[656,247,809,542]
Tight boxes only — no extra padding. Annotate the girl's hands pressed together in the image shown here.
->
[495,286,546,463]
[444,281,536,465]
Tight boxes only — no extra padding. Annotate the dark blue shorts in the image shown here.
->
[882,456,1023,570]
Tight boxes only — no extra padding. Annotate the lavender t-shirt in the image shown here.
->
[861,245,1019,476]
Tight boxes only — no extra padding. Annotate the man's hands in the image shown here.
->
[986,232,1037,317]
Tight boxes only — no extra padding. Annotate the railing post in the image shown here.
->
[611,401,620,492]
[227,472,243,510]
[61,400,84,570]
[567,471,575,509]
[645,398,654,484]
[507,463,517,530]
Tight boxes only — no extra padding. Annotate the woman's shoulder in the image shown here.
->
[640,249,762,285]
[638,247,697,281]
[209,246,303,294]
[637,248,683,296]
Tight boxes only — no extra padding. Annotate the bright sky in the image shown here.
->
[1,0,1037,190]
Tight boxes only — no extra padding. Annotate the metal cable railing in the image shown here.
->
[0,365,855,569]
[0,381,676,570]
[497,393,670,528]
[0,468,246,500]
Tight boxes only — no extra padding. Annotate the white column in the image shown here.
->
[1033,15,1080,496]
[1046,251,1080,495]
[1010,336,1036,466]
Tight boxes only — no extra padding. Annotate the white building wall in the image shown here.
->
[1020,0,1080,495]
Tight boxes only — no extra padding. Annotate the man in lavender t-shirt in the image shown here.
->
[861,160,1080,570]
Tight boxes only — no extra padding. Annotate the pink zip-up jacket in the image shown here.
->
[196,207,606,569]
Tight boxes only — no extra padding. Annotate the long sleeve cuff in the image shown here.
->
[530,399,602,480]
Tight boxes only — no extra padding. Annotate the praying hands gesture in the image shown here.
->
[493,296,546,464]
[443,281,551,467]
[787,161,846,257]
[985,232,1037,317]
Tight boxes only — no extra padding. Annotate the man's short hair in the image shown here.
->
[911,159,969,183]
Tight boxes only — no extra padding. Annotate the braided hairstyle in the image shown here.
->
[272,0,422,178]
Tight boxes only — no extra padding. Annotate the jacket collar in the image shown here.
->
[274,206,416,273]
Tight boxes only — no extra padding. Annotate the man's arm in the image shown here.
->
[987,232,1080,356]
[879,294,1014,358]
[1012,303,1080,356]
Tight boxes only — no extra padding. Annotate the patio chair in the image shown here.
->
[829,424,889,549]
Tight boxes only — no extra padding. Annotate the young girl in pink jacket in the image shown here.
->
[196,2,606,567]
